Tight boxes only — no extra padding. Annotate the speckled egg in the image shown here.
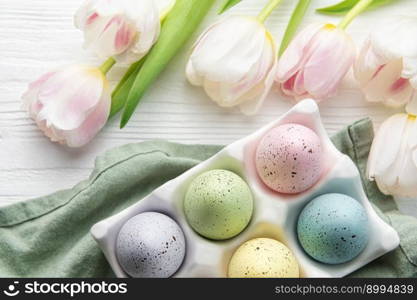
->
[116,212,186,278]
[228,238,299,278]
[255,123,323,194]
[297,193,369,264]
[184,169,253,240]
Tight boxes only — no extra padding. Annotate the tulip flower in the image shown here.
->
[276,0,373,102]
[354,16,417,109]
[367,113,417,198]
[276,23,355,101]
[22,64,112,148]
[185,16,277,114]
[74,0,175,64]
[184,0,283,115]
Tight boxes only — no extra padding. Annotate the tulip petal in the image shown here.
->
[368,114,406,184]
[189,17,268,84]
[88,15,137,57]
[371,17,417,81]
[74,0,161,64]
[281,73,297,97]
[390,117,417,197]
[409,74,417,90]
[117,0,161,63]
[185,16,277,113]
[410,119,417,170]
[277,24,355,100]
[362,58,413,107]
[185,60,204,86]
[63,90,111,147]
[354,39,386,85]
[224,34,277,106]
[276,23,323,82]
[355,16,417,109]
[405,93,417,116]
[293,70,307,97]
[302,26,355,99]
[36,66,105,131]
[369,112,417,197]
[239,63,277,115]
[74,0,93,30]
[22,71,56,116]
[22,64,111,148]
[395,118,417,196]
[386,77,414,107]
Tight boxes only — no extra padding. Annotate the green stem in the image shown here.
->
[257,0,283,23]
[99,57,116,75]
[338,0,373,29]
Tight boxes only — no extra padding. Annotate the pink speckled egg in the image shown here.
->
[255,123,322,194]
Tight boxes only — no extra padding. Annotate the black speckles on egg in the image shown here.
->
[255,124,323,194]
[184,169,253,240]
[116,212,186,278]
[297,194,370,264]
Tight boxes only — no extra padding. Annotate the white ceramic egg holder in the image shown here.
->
[91,99,399,278]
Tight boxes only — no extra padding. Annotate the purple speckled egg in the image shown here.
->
[255,123,322,194]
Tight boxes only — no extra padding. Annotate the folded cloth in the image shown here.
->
[0,119,416,277]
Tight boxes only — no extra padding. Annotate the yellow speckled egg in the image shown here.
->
[228,238,299,278]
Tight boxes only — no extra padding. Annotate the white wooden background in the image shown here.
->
[0,0,416,209]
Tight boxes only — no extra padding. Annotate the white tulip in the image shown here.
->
[367,113,417,197]
[74,0,175,64]
[186,16,277,115]
[22,65,111,148]
[354,16,417,109]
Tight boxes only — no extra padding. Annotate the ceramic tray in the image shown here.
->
[91,99,400,278]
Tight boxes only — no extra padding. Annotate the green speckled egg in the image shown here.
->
[184,169,253,240]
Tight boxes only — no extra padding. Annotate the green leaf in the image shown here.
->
[110,59,144,118]
[317,0,397,15]
[279,0,311,57]
[218,0,242,14]
[120,0,215,128]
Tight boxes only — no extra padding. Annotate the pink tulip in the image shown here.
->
[276,23,356,102]
[22,65,111,147]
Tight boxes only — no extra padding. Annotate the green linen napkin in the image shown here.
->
[0,118,416,278]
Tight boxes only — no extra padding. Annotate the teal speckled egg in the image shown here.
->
[184,169,254,240]
[297,193,369,264]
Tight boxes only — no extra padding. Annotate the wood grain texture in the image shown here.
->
[1,0,416,206]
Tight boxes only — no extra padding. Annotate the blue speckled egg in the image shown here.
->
[116,212,186,278]
[297,193,369,264]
